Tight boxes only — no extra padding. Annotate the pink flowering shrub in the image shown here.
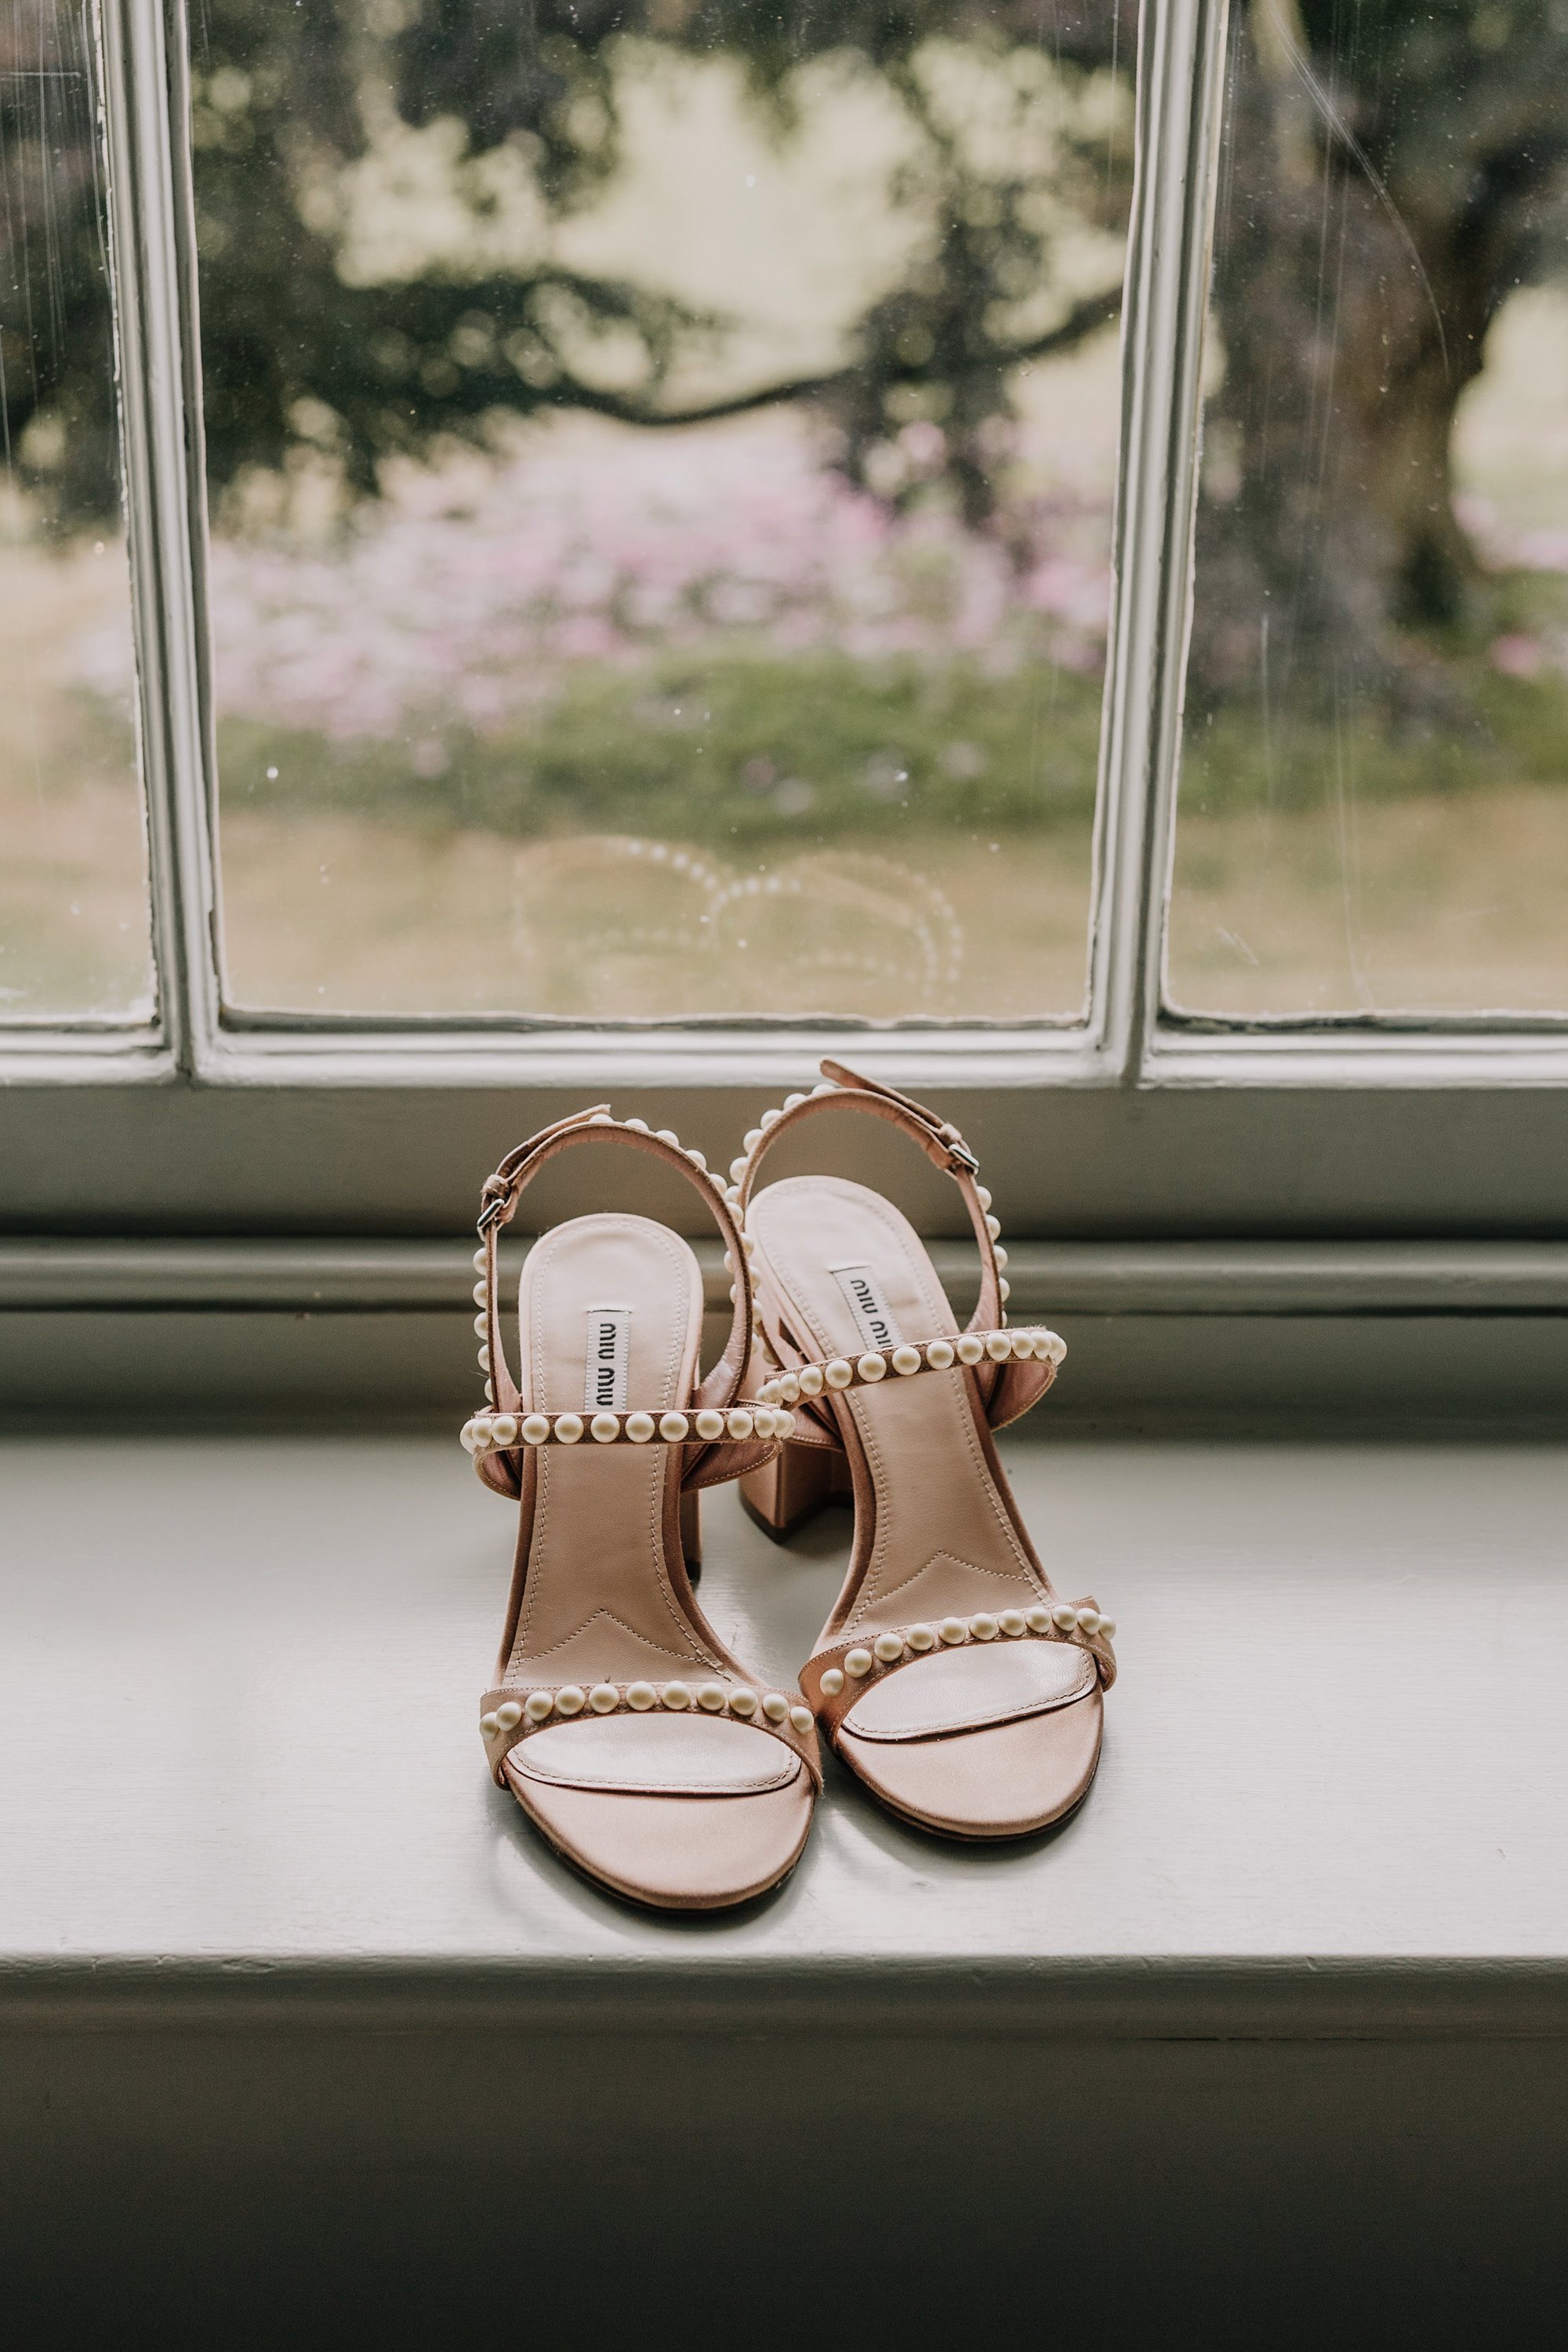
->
[73,418,1113,742]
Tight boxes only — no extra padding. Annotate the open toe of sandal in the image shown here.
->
[465,1109,820,1912]
[732,1061,1118,1844]
[504,1716,815,1907]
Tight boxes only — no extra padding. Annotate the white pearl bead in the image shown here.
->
[993,1244,1008,1270]
[474,1313,488,1337]
[985,1333,1011,1362]
[925,1339,956,1370]
[1076,1609,1103,1636]
[844,1648,874,1678]
[969,1613,1000,1641]
[874,1633,906,1663]
[750,1407,772,1438]
[694,1410,725,1441]
[624,1411,655,1443]
[775,1410,797,1438]
[760,1107,782,1129]
[1025,1606,1053,1634]
[472,1247,488,1273]
[761,1693,789,1722]
[479,1711,500,1737]
[655,1129,680,1147]
[783,1092,808,1111]
[728,1688,757,1718]
[520,1414,549,1444]
[472,1280,488,1306]
[659,1411,690,1443]
[891,1345,922,1375]
[554,1413,583,1443]
[856,1352,887,1382]
[729,1157,749,1184]
[985,1214,1002,1241]
[778,1372,800,1403]
[459,1421,481,1454]
[477,1344,491,1372]
[797,1365,825,1397]
[626,1681,657,1711]
[1051,1603,1079,1631]
[726,1407,754,1439]
[906,1623,936,1652]
[789,1705,814,1736]
[976,1185,993,1210]
[470,1422,493,1453]
[1044,1331,1067,1365]
[624,1116,649,1133]
[588,1112,613,1125]
[556,1685,586,1715]
[525,1691,554,1722]
[811,1080,836,1095]
[743,1128,764,1152]
[697,1682,726,1711]
[590,1412,620,1443]
[662,1682,691,1711]
[485,1381,495,1403]
[589,1683,619,1714]
[824,1358,854,1388]
[728,1283,739,1305]
[938,1617,968,1645]
[819,1668,844,1697]
[1011,1331,1037,1360]
[998,1278,1011,1303]
[1099,1617,1117,1641]
[686,1147,707,1170]
[999,1610,1028,1637]
[956,1334,985,1365]
[490,1413,519,1445]
[759,1380,781,1406]
[495,1700,524,1730]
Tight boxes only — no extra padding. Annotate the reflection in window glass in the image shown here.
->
[0,0,150,1020]
[183,4,1134,1021]
[1171,2,1568,1018]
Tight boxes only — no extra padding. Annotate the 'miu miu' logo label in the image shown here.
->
[583,1305,631,1411]
[829,1264,905,1353]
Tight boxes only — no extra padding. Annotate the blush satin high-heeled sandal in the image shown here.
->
[463,1109,820,1910]
[729,1062,1117,1841]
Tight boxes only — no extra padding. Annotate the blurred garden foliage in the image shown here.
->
[6,0,1568,749]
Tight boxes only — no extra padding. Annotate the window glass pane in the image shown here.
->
[0,0,151,1021]
[192,3,1134,1022]
[1170,4,1568,1018]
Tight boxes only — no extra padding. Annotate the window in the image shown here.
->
[5,0,1566,1243]
[0,0,151,1022]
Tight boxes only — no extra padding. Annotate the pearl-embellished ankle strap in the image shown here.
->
[463,1402,799,1456]
[755,1326,1065,1411]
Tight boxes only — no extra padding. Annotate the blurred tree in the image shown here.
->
[1195,0,1568,709]
[5,0,1566,713]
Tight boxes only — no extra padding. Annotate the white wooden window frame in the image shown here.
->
[5,0,1567,1243]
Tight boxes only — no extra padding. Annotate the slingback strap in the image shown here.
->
[798,1596,1118,1744]
[730,1059,1054,1436]
[469,1108,771,1498]
[477,1674,823,1790]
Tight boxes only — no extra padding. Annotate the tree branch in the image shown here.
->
[550,285,1123,432]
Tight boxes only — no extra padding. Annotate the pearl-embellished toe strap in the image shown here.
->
[462,1402,800,1457]
[799,1596,1118,1741]
[479,1675,822,1788]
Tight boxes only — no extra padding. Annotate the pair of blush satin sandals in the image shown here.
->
[465,1060,1119,1911]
